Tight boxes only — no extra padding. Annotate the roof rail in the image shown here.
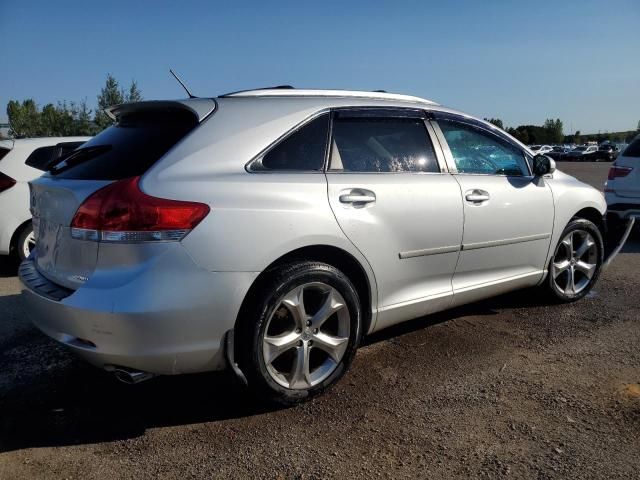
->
[220,88,438,105]
[220,85,294,96]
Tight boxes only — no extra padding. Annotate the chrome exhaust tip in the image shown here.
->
[106,366,155,384]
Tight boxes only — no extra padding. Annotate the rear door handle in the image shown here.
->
[465,189,490,203]
[339,189,376,206]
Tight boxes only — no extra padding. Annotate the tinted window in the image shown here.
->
[439,120,529,176]
[50,110,198,180]
[623,136,640,157]
[330,117,438,173]
[257,114,329,171]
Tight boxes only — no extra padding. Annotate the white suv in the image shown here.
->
[19,90,613,404]
[605,135,640,221]
[0,137,89,260]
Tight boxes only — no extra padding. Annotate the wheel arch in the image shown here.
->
[9,218,32,255]
[234,244,376,337]
[573,207,605,235]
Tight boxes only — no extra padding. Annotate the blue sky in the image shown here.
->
[1,0,638,133]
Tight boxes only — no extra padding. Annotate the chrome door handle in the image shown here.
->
[465,190,490,203]
[339,189,376,206]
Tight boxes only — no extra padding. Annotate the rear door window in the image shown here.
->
[49,110,198,180]
[329,115,439,173]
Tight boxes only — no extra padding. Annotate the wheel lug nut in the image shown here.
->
[306,320,311,326]
[295,328,301,334]
[314,328,318,334]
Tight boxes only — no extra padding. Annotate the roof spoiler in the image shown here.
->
[106,98,216,122]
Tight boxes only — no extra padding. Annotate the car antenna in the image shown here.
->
[169,69,196,98]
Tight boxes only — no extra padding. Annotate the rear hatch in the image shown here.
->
[609,136,640,198]
[30,99,215,289]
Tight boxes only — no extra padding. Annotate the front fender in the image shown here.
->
[544,171,607,270]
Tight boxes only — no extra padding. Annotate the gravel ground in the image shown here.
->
[1,162,638,479]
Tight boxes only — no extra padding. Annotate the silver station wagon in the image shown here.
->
[20,88,617,404]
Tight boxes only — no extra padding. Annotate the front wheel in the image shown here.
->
[545,218,603,302]
[236,262,362,405]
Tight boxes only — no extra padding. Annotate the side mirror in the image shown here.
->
[532,154,556,177]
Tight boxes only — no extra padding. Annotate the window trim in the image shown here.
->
[245,109,332,174]
[431,114,533,178]
[326,107,447,175]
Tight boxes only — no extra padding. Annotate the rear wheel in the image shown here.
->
[14,222,35,262]
[545,218,603,302]
[237,262,362,405]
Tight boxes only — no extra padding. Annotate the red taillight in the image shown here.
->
[70,177,209,242]
[608,165,633,180]
[0,172,16,193]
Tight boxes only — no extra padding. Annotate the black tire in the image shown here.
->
[544,218,603,302]
[236,261,362,405]
[13,222,34,262]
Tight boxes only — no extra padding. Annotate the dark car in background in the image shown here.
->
[592,144,620,162]
[565,145,599,161]
[547,146,570,161]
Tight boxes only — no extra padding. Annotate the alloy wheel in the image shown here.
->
[262,282,350,389]
[551,229,598,295]
[22,231,36,260]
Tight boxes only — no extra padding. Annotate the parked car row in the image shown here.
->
[531,143,621,162]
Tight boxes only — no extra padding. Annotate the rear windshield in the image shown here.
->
[623,136,640,158]
[49,110,198,179]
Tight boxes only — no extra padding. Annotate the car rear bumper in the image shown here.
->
[19,251,259,375]
[605,198,640,220]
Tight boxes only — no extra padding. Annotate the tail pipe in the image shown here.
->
[106,365,155,384]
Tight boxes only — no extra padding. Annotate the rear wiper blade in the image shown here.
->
[48,145,111,174]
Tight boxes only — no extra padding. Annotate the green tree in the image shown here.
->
[94,74,125,130]
[76,99,98,135]
[7,99,41,137]
[573,130,581,144]
[126,80,143,103]
[543,118,563,144]
[484,117,504,130]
